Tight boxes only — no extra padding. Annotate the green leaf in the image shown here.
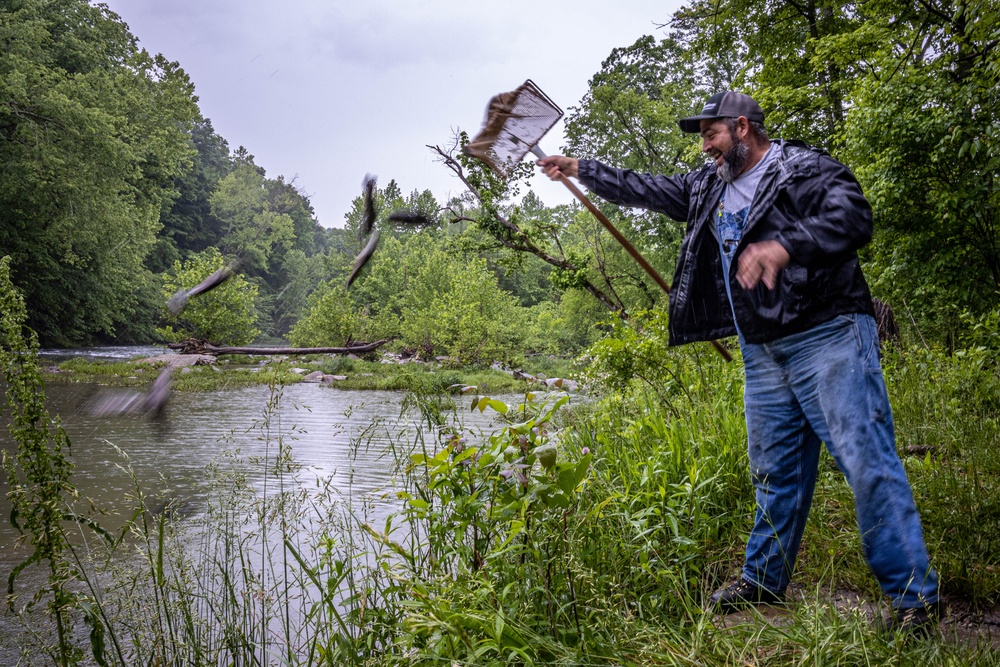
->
[485,399,509,414]
[535,444,557,468]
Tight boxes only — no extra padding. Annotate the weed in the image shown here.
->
[5,269,1000,664]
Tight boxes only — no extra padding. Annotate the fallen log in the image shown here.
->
[166,338,391,356]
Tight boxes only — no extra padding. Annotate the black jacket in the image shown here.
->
[578,140,875,345]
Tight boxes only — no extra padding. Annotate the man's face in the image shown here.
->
[700,118,749,183]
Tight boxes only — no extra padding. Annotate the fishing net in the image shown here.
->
[463,79,563,177]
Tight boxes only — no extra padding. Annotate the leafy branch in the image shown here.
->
[429,137,625,315]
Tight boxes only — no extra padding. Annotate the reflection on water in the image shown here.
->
[1,381,509,555]
[1,373,520,661]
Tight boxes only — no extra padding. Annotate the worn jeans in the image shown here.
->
[739,313,938,609]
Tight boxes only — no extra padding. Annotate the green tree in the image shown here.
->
[671,0,863,147]
[523,288,605,355]
[286,281,359,347]
[147,117,234,273]
[343,233,406,338]
[211,159,295,276]
[565,35,700,175]
[296,230,530,363]
[208,153,328,339]
[157,248,260,345]
[0,0,199,345]
[400,251,526,365]
[269,248,332,338]
[839,0,1000,344]
[265,175,321,257]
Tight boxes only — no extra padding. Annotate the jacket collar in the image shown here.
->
[702,139,821,183]
[772,139,823,180]
[693,140,824,236]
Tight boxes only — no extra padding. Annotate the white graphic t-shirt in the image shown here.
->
[715,144,779,321]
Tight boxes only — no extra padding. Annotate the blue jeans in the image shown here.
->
[739,313,938,609]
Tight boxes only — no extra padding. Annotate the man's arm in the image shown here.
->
[538,156,695,223]
[771,157,873,266]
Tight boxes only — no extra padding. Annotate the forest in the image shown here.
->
[1,0,997,357]
[3,0,1000,665]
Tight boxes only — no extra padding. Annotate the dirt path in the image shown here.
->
[715,585,1000,648]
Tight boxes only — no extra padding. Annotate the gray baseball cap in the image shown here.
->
[678,91,765,133]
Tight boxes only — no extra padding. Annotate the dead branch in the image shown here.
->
[167,338,391,356]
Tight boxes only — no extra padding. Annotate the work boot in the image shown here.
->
[709,578,784,614]
[880,602,942,638]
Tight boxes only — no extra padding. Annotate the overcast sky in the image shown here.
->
[98,1,684,228]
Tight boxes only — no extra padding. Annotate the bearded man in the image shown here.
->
[538,91,940,633]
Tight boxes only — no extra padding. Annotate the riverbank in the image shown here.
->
[17,340,1000,664]
[43,350,582,394]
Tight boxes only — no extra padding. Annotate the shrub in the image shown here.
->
[400,255,526,364]
[287,281,359,347]
[157,248,260,345]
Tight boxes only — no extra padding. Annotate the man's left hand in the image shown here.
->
[737,240,790,290]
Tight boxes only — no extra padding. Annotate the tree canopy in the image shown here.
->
[0,0,199,344]
[1,0,997,355]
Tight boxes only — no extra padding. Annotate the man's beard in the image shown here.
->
[716,136,750,183]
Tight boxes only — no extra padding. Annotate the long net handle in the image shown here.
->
[532,147,732,362]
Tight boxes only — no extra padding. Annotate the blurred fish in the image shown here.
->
[138,366,174,418]
[387,210,432,226]
[347,228,381,289]
[89,366,174,418]
[346,174,381,289]
[361,173,377,237]
[89,390,143,418]
[167,262,238,316]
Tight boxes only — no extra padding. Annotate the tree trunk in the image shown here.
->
[167,338,391,356]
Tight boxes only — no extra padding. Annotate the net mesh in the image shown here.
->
[463,80,563,177]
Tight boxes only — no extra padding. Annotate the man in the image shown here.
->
[538,91,939,632]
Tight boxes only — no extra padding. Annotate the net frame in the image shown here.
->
[463,80,563,177]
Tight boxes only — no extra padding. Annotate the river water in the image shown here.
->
[0,348,520,662]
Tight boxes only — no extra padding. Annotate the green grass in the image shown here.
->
[11,333,1000,664]
[315,359,535,393]
[50,357,167,386]
[352,349,1000,665]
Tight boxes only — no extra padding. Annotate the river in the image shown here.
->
[0,347,518,663]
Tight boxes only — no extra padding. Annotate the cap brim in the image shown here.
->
[678,115,716,133]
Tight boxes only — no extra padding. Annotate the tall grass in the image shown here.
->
[4,261,1000,666]
[350,316,1000,664]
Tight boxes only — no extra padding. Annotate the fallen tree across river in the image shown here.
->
[166,338,391,356]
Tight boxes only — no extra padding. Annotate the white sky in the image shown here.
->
[98,1,684,228]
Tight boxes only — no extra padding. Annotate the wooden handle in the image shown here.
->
[557,174,671,293]
[555,173,733,363]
